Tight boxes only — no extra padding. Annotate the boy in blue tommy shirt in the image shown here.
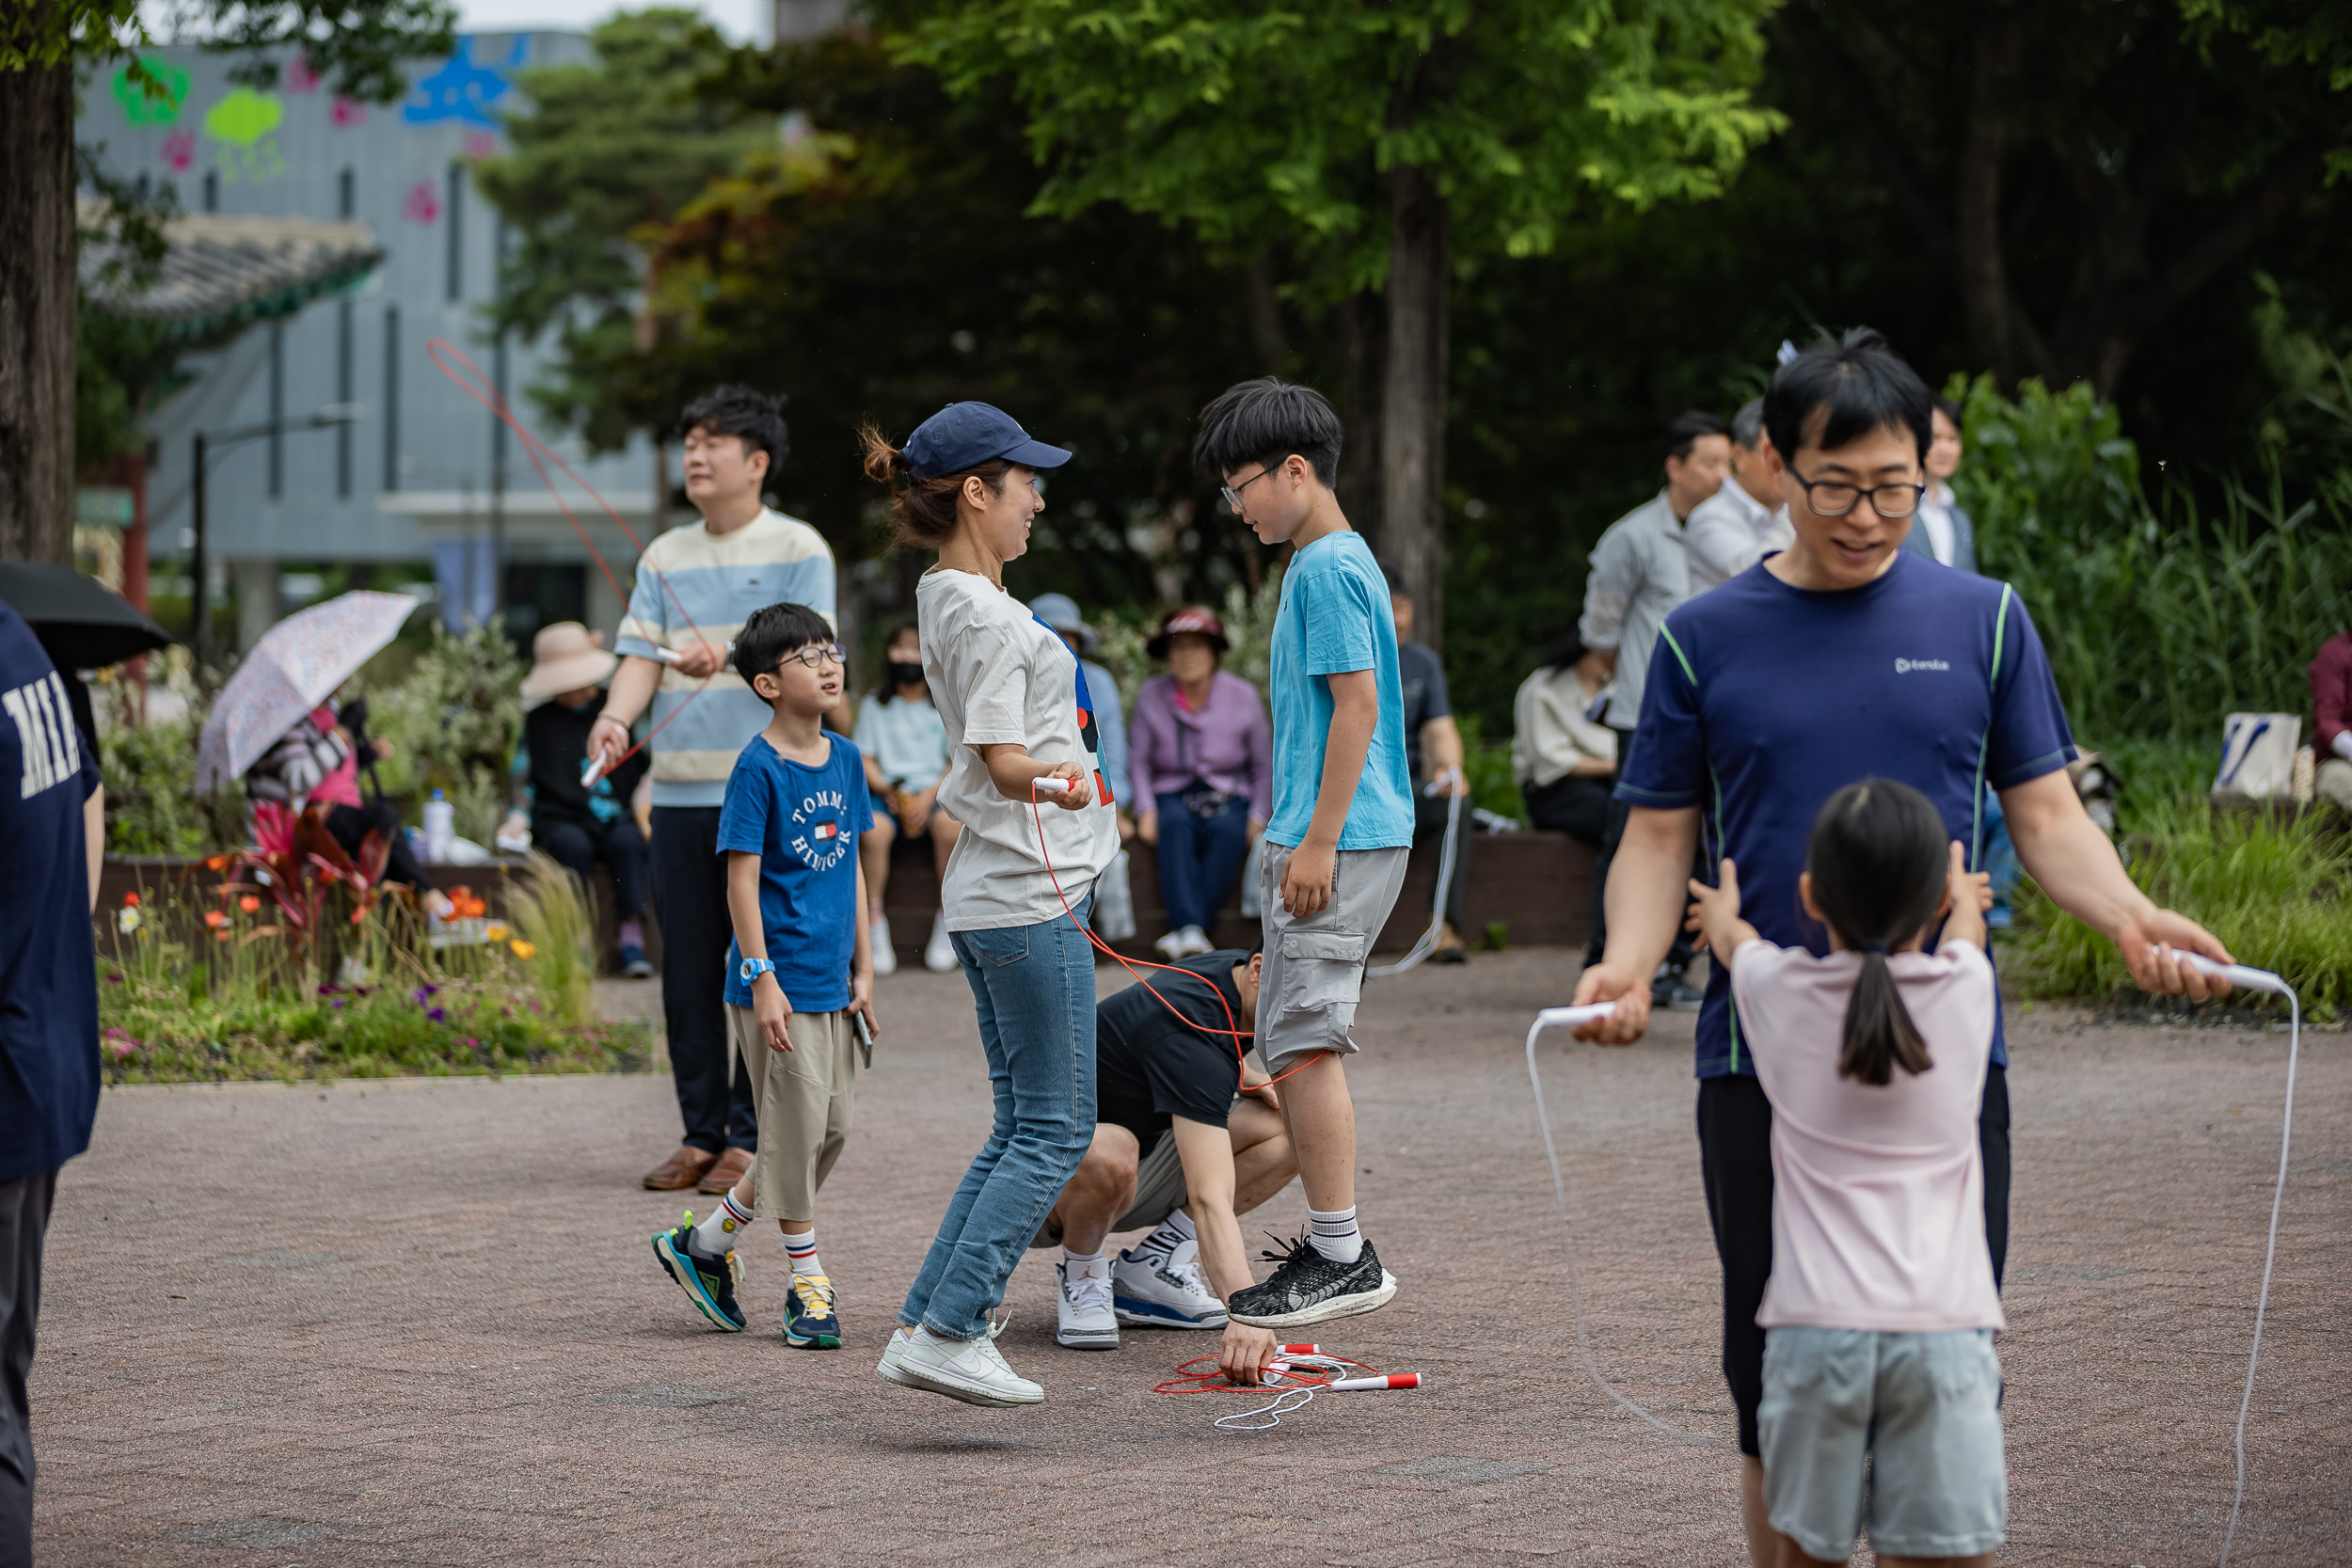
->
[652,602,879,1348]
[1192,378,1415,1352]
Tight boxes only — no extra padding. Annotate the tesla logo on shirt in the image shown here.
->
[1894,657,1952,673]
[3,672,81,800]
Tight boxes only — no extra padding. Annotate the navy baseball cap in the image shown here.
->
[901,403,1072,481]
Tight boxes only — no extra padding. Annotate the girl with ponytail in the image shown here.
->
[1684,778,2010,1567]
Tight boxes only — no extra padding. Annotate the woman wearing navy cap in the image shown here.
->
[860,404,1121,1406]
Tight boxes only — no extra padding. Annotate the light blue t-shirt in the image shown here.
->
[1263,531,1414,850]
[717,733,873,1011]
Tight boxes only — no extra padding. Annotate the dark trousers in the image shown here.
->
[1412,790,1474,930]
[536,816,648,925]
[1523,774,1613,844]
[1586,732,1697,972]
[1697,1066,2011,1456]
[324,800,431,892]
[0,1170,56,1568]
[651,806,755,1154]
[1153,792,1253,933]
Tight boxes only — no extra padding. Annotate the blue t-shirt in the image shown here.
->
[1617,551,2074,1080]
[717,733,874,1011]
[0,604,102,1182]
[1263,531,1414,850]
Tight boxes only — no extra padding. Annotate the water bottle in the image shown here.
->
[422,788,455,863]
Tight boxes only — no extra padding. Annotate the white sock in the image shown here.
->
[1308,1206,1363,1264]
[1061,1245,1106,1280]
[691,1191,755,1259]
[783,1227,821,1276]
[1136,1210,1196,1259]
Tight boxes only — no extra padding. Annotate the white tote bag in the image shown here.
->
[2213,713,2302,800]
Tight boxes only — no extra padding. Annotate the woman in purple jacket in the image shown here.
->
[1131,607,1274,959]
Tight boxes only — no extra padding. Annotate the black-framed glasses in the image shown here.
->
[1219,462,1285,513]
[1788,469,1926,519]
[781,642,847,670]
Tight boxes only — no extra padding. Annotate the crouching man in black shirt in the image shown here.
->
[1032,947,1296,1379]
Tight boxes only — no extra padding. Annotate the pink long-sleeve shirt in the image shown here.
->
[1127,670,1273,821]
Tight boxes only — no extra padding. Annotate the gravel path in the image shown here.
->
[31,950,2347,1565]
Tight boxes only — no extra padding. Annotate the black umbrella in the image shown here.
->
[0,561,174,670]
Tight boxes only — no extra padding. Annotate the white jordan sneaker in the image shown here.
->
[869,917,897,976]
[1056,1259,1120,1350]
[892,1322,1044,1406]
[1112,1241,1228,1328]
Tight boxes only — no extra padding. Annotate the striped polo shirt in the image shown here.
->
[613,508,836,807]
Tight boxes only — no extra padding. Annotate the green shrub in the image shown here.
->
[506,851,599,1025]
[373,622,524,844]
[2001,802,2352,1018]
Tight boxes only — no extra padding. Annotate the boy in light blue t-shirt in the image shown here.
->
[1190,378,1413,1371]
[651,602,877,1351]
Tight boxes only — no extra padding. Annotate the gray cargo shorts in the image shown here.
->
[1256,842,1409,1075]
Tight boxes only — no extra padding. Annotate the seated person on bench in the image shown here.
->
[1033,946,1298,1383]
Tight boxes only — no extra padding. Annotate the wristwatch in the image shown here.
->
[739,958,776,983]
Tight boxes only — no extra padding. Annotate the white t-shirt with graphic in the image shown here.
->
[917,567,1120,931]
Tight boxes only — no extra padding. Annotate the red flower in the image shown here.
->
[239,895,262,913]
[203,910,228,928]
[122,892,140,908]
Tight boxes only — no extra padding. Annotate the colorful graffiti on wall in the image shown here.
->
[403,36,523,129]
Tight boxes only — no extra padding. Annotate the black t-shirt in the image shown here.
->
[526,692,647,833]
[1094,949,1253,1144]
[0,602,101,1181]
[1396,639,1450,783]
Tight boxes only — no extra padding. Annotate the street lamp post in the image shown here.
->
[190,404,363,670]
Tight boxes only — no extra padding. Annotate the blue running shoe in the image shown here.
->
[652,1211,746,1331]
[782,1273,842,1349]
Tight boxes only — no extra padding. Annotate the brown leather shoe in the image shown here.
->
[642,1145,719,1191]
[698,1147,754,1196]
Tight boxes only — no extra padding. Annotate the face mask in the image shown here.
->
[888,660,926,689]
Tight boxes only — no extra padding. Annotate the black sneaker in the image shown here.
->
[1226,1233,1398,1329]
[1652,964,1704,1012]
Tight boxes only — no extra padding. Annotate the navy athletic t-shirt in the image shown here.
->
[0,601,102,1182]
[1094,950,1252,1145]
[1616,549,2074,1080]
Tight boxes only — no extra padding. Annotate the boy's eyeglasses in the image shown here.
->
[1788,469,1926,519]
[779,642,847,670]
[1219,463,1283,513]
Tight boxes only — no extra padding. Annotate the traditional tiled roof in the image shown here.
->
[79,200,383,341]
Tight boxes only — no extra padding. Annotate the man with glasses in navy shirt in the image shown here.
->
[0,599,104,1568]
[1569,327,2236,1568]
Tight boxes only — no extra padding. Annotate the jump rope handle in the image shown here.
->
[1535,1002,1622,1033]
[2171,951,2294,999]
[1031,776,1073,795]
[1329,1373,1422,1391]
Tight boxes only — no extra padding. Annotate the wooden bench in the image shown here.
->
[100,828,1601,974]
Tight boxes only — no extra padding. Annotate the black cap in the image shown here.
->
[902,403,1073,481]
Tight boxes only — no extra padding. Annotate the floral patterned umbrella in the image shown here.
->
[194,591,421,794]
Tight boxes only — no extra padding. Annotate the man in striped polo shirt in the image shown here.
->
[588,387,837,1194]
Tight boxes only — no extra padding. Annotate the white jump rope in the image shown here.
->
[1525,953,2304,1564]
[1366,768,1468,978]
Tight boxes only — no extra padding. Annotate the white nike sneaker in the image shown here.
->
[1153,928,1188,961]
[894,1323,1044,1406]
[870,917,898,977]
[1056,1260,1120,1350]
[877,1325,920,1387]
[923,911,958,974]
[1112,1242,1228,1328]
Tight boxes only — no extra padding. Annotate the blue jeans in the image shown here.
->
[1154,792,1252,932]
[899,896,1097,1339]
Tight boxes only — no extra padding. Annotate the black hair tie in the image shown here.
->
[1861,942,1889,956]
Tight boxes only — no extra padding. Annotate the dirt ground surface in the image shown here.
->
[30,949,2349,1566]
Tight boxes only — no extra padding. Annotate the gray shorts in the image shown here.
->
[1027,1123,1194,1249]
[1759,1327,2007,1562]
[1255,843,1409,1074]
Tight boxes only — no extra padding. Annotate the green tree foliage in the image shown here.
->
[470,8,771,455]
[1773,0,2352,398]
[898,0,1785,645]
